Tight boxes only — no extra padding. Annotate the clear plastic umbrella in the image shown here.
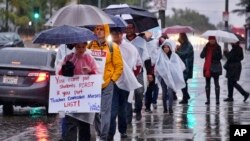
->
[45,4,114,27]
[202,30,239,43]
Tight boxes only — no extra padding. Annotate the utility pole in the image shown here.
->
[157,0,167,29]
[5,0,9,31]
[224,0,229,51]
[98,0,101,8]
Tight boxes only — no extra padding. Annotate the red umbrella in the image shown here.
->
[162,25,194,34]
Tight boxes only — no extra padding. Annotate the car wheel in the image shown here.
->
[3,104,14,115]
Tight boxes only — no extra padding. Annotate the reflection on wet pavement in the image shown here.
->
[0,50,250,141]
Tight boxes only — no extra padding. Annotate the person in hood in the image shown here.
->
[155,39,186,114]
[223,41,249,102]
[88,25,123,141]
[200,36,222,105]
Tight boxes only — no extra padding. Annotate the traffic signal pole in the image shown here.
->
[224,0,229,51]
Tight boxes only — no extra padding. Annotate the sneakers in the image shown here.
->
[136,112,142,121]
[224,98,234,102]
[244,93,249,102]
[145,109,152,113]
[153,104,157,109]
[179,100,188,104]
[163,110,168,113]
[169,108,173,114]
[121,133,128,138]
[205,101,210,105]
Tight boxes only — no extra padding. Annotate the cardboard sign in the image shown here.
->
[49,75,102,113]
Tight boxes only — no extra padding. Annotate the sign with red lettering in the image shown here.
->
[91,50,107,77]
[48,75,102,113]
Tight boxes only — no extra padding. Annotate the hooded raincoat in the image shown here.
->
[155,39,186,92]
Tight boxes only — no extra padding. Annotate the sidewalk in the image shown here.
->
[110,49,250,141]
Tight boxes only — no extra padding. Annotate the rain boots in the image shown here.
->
[205,87,210,105]
[215,87,220,105]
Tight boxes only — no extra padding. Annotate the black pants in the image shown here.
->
[181,79,190,101]
[62,115,91,141]
[145,83,157,110]
[227,79,248,98]
[205,76,219,89]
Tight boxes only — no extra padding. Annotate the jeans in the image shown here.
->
[152,84,159,104]
[94,82,114,141]
[109,84,129,136]
[145,83,158,110]
[61,115,91,141]
[127,72,144,123]
[161,79,174,111]
[227,79,248,98]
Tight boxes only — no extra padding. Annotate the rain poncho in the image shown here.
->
[155,39,186,92]
[63,52,98,75]
[146,38,159,65]
[115,39,142,91]
[124,36,150,62]
[55,44,75,74]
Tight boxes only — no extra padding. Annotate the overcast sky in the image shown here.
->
[165,0,245,27]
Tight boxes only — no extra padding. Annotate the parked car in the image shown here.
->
[0,32,24,47]
[0,47,56,115]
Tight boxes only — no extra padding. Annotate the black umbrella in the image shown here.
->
[103,4,159,32]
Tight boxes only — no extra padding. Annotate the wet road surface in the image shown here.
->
[1,50,250,141]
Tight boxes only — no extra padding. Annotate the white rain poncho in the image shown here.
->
[124,36,150,62]
[155,39,186,92]
[146,38,159,65]
[115,40,142,91]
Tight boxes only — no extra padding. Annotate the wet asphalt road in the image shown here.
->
[1,48,250,141]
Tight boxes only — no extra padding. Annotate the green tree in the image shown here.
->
[165,8,216,34]
[232,0,250,15]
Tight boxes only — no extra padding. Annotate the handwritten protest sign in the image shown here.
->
[49,74,102,113]
[91,50,107,75]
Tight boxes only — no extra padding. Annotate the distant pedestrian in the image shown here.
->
[176,33,194,104]
[200,36,222,105]
[223,41,249,102]
[155,39,186,114]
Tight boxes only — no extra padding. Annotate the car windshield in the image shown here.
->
[0,50,48,66]
[0,33,16,41]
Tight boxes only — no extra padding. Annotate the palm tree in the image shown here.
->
[232,0,250,15]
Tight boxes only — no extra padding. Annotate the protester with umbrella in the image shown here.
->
[200,36,222,105]
[59,42,98,141]
[223,41,249,102]
[88,24,123,141]
[176,33,194,104]
[125,22,151,122]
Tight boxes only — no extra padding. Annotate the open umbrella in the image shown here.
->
[109,15,128,28]
[201,30,239,43]
[45,4,114,27]
[103,4,159,32]
[33,25,97,44]
[162,25,194,34]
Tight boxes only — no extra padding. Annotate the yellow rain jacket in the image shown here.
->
[88,25,123,88]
